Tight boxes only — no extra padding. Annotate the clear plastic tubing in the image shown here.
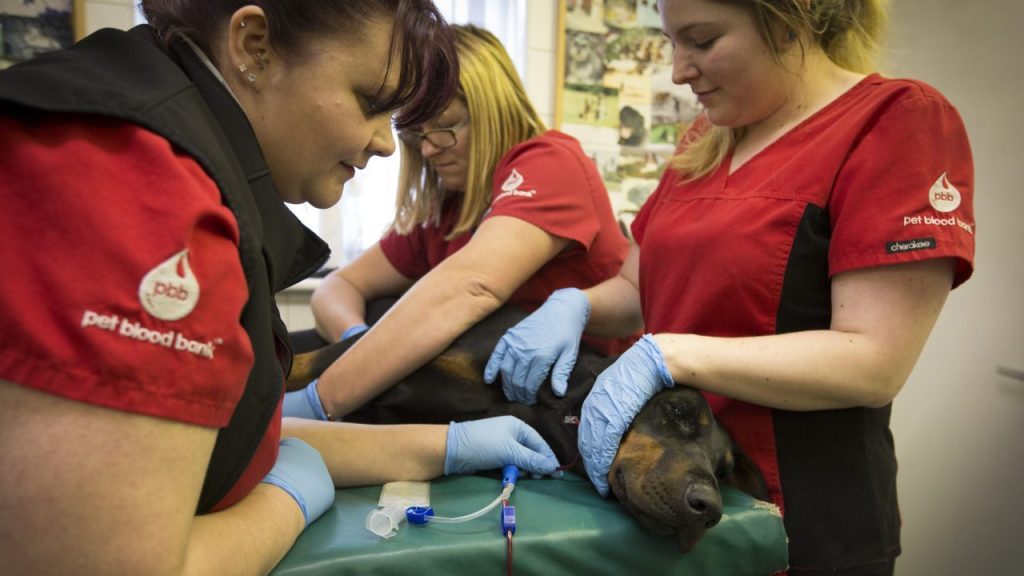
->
[422,483,514,523]
[406,465,519,526]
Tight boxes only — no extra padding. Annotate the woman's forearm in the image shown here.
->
[654,329,906,410]
[283,417,447,487]
[317,263,506,417]
[583,273,644,338]
[183,484,305,576]
[311,244,415,343]
[316,217,567,418]
[583,243,644,338]
[653,260,954,411]
[311,272,369,342]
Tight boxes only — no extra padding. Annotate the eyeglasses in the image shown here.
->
[398,117,470,149]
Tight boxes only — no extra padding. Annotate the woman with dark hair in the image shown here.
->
[0,2,557,573]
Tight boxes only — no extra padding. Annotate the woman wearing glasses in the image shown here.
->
[286,24,631,421]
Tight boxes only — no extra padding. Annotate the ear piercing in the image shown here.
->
[237,19,266,83]
[239,63,256,83]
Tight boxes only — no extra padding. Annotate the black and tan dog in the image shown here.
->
[286,300,767,552]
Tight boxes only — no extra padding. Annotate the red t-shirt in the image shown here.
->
[381,130,633,353]
[0,114,275,510]
[633,73,974,342]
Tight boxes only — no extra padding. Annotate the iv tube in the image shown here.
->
[419,483,514,524]
[406,465,519,526]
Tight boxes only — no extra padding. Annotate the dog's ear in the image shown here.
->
[709,421,770,502]
[720,447,770,502]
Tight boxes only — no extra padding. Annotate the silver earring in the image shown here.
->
[255,49,266,70]
[246,72,256,83]
[239,63,248,73]
[240,18,247,28]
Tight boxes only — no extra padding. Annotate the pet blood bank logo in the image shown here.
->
[502,168,525,192]
[139,249,200,321]
[494,168,536,203]
[928,172,961,212]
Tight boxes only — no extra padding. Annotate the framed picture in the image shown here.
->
[0,0,83,70]
[555,0,701,235]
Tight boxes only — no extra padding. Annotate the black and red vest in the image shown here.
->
[0,25,330,512]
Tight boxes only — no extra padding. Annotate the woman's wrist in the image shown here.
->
[651,332,694,385]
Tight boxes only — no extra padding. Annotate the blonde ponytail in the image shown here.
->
[670,0,888,181]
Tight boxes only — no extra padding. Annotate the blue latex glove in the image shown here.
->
[282,379,329,421]
[484,288,590,405]
[578,335,674,496]
[261,437,335,528]
[444,416,559,476]
[340,323,368,341]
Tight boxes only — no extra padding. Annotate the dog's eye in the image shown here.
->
[660,403,699,437]
[677,420,696,437]
[660,402,684,421]
[715,453,734,478]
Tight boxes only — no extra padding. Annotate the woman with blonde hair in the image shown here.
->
[487,0,976,573]
[287,24,631,419]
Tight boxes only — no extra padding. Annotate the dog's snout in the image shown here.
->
[684,484,723,529]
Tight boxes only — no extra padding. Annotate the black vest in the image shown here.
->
[0,26,331,512]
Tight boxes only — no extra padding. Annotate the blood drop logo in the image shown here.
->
[139,249,200,321]
[928,172,961,213]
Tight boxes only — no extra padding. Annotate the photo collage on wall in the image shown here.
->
[558,0,701,236]
[0,0,75,70]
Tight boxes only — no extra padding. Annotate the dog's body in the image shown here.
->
[287,301,766,552]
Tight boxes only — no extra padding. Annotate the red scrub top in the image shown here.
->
[381,130,632,354]
[0,115,277,510]
[632,74,974,572]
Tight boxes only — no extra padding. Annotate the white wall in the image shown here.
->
[82,4,1024,573]
[883,1,1024,574]
[523,0,559,128]
[79,0,138,34]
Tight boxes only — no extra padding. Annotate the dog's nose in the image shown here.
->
[684,484,723,529]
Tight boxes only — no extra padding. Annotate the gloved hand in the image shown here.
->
[484,288,590,405]
[444,415,559,476]
[340,323,368,341]
[578,335,674,496]
[282,379,329,421]
[261,437,335,528]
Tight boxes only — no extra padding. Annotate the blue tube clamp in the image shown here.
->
[501,502,516,535]
[406,506,435,525]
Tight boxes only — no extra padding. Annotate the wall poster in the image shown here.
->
[0,0,83,70]
[556,0,701,236]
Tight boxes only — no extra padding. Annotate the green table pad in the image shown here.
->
[272,472,788,575]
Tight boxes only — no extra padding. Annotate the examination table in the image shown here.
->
[270,471,788,575]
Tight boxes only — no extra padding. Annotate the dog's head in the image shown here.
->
[608,386,766,553]
[568,32,598,64]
